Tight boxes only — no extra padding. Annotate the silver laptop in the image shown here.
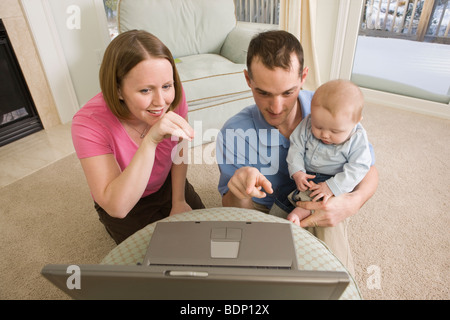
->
[142,221,298,269]
[41,221,350,300]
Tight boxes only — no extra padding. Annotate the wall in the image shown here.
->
[22,0,110,124]
[47,0,110,108]
[0,0,60,129]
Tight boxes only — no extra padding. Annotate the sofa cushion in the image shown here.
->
[176,54,252,111]
[221,22,280,64]
[118,0,237,58]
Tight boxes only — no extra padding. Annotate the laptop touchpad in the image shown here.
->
[211,228,241,258]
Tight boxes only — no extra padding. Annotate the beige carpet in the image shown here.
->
[1,103,449,300]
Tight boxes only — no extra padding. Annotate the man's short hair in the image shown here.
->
[246,30,304,79]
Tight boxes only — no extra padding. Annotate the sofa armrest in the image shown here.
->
[220,22,279,64]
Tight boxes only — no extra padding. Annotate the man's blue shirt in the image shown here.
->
[216,90,314,208]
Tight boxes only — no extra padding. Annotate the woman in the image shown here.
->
[72,30,204,244]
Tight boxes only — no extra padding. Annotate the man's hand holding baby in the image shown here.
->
[308,181,334,203]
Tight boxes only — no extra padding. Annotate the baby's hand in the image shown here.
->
[309,182,334,203]
[287,212,301,226]
[292,171,316,191]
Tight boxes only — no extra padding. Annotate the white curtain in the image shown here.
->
[279,0,321,90]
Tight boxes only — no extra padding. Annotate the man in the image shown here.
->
[216,30,378,275]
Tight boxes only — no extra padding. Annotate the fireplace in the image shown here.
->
[0,19,43,147]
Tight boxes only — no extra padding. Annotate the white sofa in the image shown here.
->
[117,0,277,146]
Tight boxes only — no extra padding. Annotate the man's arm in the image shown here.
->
[298,165,378,227]
[222,190,254,209]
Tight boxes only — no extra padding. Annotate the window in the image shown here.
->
[234,0,280,25]
[103,0,118,39]
[351,0,450,104]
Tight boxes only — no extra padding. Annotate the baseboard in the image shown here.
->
[361,88,450,120]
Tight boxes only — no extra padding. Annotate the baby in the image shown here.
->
[286,79,373,226]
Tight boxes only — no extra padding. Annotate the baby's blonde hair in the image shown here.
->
[312,79,364,123]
